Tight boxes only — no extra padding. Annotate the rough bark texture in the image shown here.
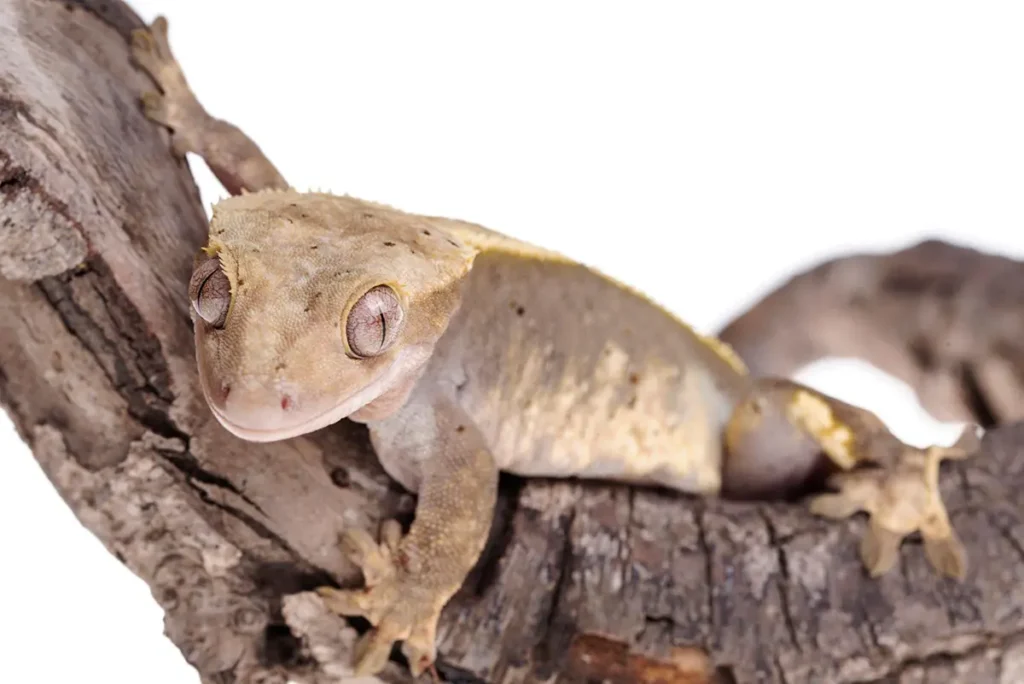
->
[2,2,1023,683]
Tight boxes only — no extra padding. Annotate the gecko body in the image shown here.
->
[133,18,980,678]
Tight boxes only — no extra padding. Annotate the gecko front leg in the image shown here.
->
[130,17,288,195]
[317,395,499,676]
[724,377,981,579]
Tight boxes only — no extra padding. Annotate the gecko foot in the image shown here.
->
[130,17,206,157]
[808,424,981,579]
[316,521,445,677]
[129,16,288,193]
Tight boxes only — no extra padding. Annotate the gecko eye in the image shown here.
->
[189,256,231,328]
[345,285,404,358]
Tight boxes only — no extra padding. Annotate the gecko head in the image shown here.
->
[189,190,476,442]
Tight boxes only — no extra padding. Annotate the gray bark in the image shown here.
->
[3,1,1023,682]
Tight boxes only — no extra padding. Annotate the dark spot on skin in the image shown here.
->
[275,363,286,372]
[447,238,460,247]
[362,212,375,219]
[516,306,526,317]
[237,278,245,287]
[310,244,318,250]
[627,396,637,409]
[383,241,396,247]
[456,425,466,433]
[629,372,639,385]
[422,229,432,236]
[304,290,322,313]
[289,203,298,208]
[281,395,293,411]
[330,467,351,488]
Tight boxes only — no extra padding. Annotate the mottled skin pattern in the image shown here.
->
[132,18,982,678]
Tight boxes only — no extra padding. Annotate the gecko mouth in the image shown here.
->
[207,390,367,442]
[199,352,412,443]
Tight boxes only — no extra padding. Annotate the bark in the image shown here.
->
[2,2,1023,683]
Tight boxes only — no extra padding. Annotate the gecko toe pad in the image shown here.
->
[315,522,444,677]
[808,425,980,580]
[337,526,398,588]
[857,523,902,576]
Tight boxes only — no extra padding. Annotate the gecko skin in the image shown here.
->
[133,18,981,678]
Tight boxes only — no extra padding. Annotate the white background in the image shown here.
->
[4,2,1024,682]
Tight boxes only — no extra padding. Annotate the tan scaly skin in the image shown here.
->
[132,17,983,678]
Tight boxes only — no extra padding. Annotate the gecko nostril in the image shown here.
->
[280,394,293,411]
[219,382,231,401]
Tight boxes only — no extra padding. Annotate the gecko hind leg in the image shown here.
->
[809,428,980,579]
[724,377,982,579]
[130,17,287,194]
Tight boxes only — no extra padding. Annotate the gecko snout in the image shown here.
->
[206,374,310,439]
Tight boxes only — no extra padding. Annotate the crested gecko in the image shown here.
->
[131,17,981,678]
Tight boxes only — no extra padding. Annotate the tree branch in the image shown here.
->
[3,2,1024,682]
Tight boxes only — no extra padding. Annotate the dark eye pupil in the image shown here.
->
[347,285,403,357]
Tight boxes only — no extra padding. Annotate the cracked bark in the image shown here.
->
[3,1,1024,683]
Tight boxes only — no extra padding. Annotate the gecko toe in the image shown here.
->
[140,91,170,124]
[352,625,404,677]
[129,28,154,58]
[316,586,376,622]
[403,612,439,677]
[859,523,902,577]
[340,527,382,562]
[381,519,403,554]
[129,20,172,80]
[923,529,967,580]
[340,526,397,587]
[150,16,170,45]
[808,492,863,519]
